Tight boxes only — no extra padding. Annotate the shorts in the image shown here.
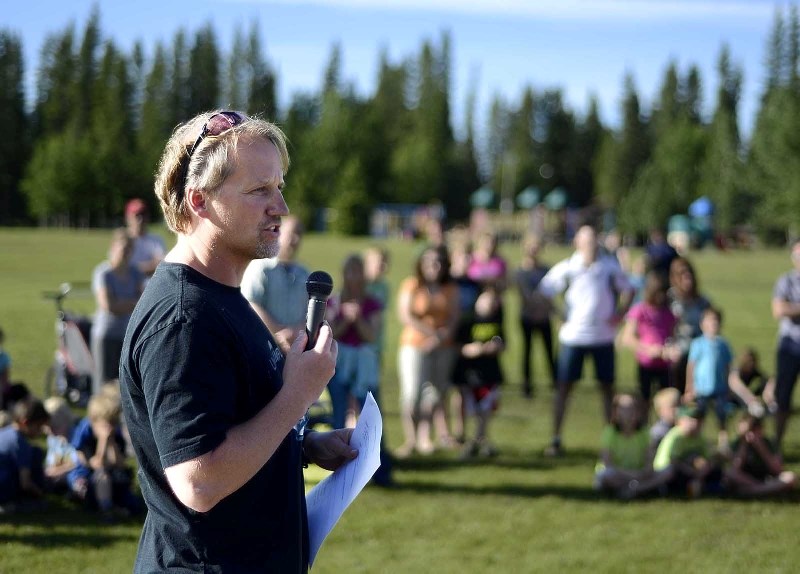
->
[695,395,732,428]
[470,384,500,414]
[775,347,800,413]
[557,343,615,386]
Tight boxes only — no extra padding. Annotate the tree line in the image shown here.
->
[0,5,798,241]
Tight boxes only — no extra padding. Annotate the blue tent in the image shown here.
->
[688,196,714,218]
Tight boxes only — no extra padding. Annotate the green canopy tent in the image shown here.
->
[516,186,541,210]
[543,187,567,210]
[470,186,496,209]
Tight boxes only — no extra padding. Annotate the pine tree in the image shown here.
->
[34,26,77,137]
[570,96,605,207]
[594,73,650,209]
[188,24,220,114]
[72,6,101,134]
[698,45,745,233]
[0,30,29,223]
[139,42,174,185]
[226,25,247,110]
[747,4,800,243]
[169,29,191,126]
[246,22,277,120]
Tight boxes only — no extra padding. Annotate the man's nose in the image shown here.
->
[270,194,290,216]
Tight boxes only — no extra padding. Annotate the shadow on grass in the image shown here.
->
[393,446,597,472]
[0,497,142,549]
[0,528,138,548]
[387,479,800,505]
[391,479,599,501]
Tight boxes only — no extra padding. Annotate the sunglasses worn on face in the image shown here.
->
[179,111,246,203]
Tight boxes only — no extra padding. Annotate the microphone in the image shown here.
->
[305,270,334,350]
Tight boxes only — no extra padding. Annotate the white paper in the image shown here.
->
[306,391,383,568]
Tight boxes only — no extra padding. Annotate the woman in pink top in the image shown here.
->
[621,271,679,404]
[466,230,507,292]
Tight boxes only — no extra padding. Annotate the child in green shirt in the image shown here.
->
[653,404,720,497]
[594,394,672,498]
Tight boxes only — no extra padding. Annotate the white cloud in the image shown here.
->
[227,0,773,22]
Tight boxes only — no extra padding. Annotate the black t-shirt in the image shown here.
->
[453,305,505,388]
[120,263,308,573]
[731,435,778,481]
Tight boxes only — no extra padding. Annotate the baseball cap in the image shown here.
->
[125,198,148,216]
[677,404,704,420]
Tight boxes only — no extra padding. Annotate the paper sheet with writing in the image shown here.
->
[306,392,382,567]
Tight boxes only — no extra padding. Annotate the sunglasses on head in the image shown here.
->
[178,111,246,203]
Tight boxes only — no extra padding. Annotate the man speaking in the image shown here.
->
[120,110,356,572]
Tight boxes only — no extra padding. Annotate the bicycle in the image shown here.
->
[42,282,94,407]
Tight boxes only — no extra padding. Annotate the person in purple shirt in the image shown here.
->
[326,254,383,429]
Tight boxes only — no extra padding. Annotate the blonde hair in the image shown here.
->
[44,396,74,432]
[87,395,121,425]
[154,110,290,234]
[653,387,680,411]
[99,380,122,407]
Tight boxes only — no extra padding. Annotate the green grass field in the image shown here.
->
[1,227,799,573]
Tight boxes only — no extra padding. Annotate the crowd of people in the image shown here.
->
[2,217,800,517]
[0,198,165,517]
[1,214,799,519]
[232,213,800,501]
[12,187,800,525]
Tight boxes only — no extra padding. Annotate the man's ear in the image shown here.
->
[186,187,208,219]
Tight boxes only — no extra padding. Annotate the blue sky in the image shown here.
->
[5,0,774,139]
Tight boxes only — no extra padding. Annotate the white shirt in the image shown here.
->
[539,252,632,346]
[241,258,310,327]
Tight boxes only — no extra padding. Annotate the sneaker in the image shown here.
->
[544,439,563,458]
[619,479,640,500]
[459,441,479,460]
[478,441,499,458]
[437,435,460,450]
[393,443,415,459]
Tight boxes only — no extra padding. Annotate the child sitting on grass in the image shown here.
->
[728,347,777,416]
[43,396,83,496]
[0,399,49,512]
[594,393,672,499]
[70,394,141,519]
[724,412,796,497]
[650,387,681,449]
[653,404,721,498]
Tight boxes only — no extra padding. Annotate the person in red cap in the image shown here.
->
[125,198,166,278]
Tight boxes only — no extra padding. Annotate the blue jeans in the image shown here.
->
[328,343,380,429]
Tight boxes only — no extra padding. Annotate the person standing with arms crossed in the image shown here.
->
[119,110,356,573]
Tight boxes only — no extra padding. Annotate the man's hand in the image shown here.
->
[282,324,338,407]
[304,429,358,471]
[340,301,362,323]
